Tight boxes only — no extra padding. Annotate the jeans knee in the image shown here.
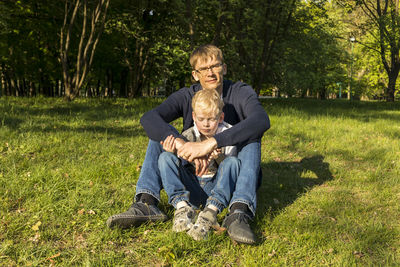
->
[221,156,240,170]
[158,151,178,168]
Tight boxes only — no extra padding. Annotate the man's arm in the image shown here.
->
[214,83,270,148]
[177,137,217,162]
[140,88,188,142]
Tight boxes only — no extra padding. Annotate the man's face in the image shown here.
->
[192,108,224,138]
[192,56,226,92]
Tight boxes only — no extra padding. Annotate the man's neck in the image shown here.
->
[215,85,223,96]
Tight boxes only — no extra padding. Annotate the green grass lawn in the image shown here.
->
[1,97,399,266]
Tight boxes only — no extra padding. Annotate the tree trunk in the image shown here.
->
[0,64,4,97]
[386,71,398,101]
[360,0,400,101]
[120,68,128,97]
[10,78,16,96]
[60,0,110,101]
[253,0,296,94]
[29,81,35,97]
[6,75,12,96]
[186,0,195,49]
[165,78,174,97]
[318,88,327,100]
[212,0,228,46]
[96,79,101,96]
[106,68,112,97]
[129,43,149,98]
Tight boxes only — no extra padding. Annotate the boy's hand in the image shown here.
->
[160,135,176,153]
[208,148,221,162]
[194,157,209,176]
[177,138,217,162]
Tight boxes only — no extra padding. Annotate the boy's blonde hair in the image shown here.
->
[192,89,224,116]
[189,44,224,70]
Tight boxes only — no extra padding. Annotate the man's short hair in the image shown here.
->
[192,89,224,116]
[190,44,224,70]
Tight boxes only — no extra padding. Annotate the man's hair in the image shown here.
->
[192,89,224,116]
[189,44,224,69]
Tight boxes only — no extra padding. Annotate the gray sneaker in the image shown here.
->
[172,206,195,232]
[106,202,168,229]
[222,210,256,244]
[187,208,218,240]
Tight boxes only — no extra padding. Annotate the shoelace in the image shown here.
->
[131,202,153,215]
[197,215,212,227]
[236,213,250,224]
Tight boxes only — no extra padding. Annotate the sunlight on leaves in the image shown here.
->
[31,221,41,231]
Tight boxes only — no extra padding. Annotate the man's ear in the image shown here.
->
[192,70,199,81]
[219,112,224,123]
[222,63,227,75]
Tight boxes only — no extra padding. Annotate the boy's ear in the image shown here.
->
[219,112,224,123]
[192,111,196,120]
[192,71,199,81]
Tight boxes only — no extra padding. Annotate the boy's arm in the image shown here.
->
[178,128,210,176]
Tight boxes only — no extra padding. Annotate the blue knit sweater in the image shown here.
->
[140,80,270,148]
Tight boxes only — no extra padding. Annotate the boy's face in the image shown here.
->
[192,56,226,93]
[192,108,224,138]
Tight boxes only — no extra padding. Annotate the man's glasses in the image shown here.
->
[194,63,223,75]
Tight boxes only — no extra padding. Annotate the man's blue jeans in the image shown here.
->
[158,152,240,212]
[135,140,261,216]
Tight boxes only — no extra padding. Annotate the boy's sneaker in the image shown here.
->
[222,210,256,244]
[172,205,196,232]
[106,202,168,229]
[187,208,218,240]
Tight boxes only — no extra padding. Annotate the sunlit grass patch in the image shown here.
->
[0,97,399,265]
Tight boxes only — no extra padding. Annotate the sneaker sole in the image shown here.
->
[106,214,168,229]
[227,230,256,244]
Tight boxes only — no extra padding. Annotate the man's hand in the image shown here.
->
[194,157,209,176]
[177,137,218,162]
[160,135,176,153]
[174,138,186,151]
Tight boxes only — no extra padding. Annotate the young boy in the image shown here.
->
[158,89,239,240]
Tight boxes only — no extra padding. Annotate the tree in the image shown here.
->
[218,0,298,94]
[263,1,347,99]
[0,0,62,97]
[60,0,110,101]
[352,0,400,101]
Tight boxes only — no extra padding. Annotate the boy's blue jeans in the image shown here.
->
[158,152,240,212]
[135,140,261,216]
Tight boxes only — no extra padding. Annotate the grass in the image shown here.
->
[0,96,399,266]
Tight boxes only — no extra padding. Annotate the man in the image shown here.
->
[107,44,270,244]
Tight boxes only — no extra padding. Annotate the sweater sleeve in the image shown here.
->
[214,84,270,147]
[140,88,188,142]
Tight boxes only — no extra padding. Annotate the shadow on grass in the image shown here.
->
[0,98,163,131]
[26,124,145,138]
[261,98,400,123]
[256,155,333,219]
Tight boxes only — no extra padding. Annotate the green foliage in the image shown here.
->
[0,0,399,100]
[273,1,348,98]
[346,0,400,101]
[1,98,400,265]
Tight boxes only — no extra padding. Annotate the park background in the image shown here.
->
[1,0,400,101]
[1,0,400,266]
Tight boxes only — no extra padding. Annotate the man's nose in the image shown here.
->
[205,68,214,75]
